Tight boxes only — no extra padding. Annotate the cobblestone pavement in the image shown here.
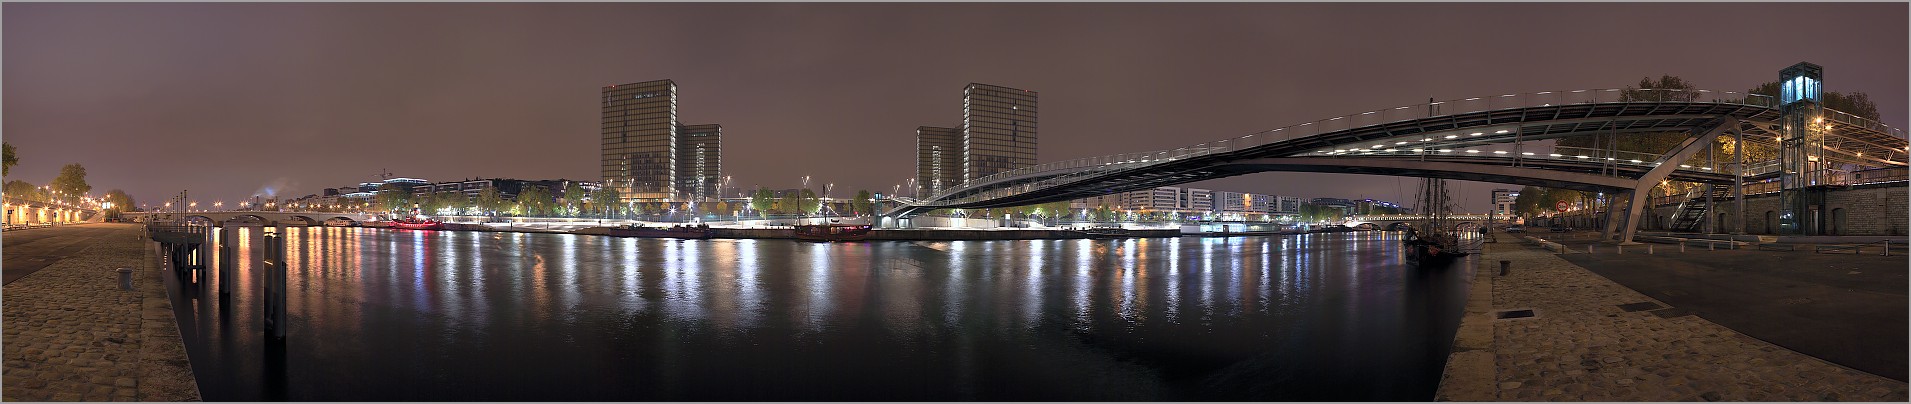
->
[1469,242,1908,401]
[3,223,200,401]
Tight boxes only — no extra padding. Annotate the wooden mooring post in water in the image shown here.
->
[261,225,288,341]
[218,226,234,297]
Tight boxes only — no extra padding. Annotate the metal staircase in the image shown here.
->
[1667,184,1730,232]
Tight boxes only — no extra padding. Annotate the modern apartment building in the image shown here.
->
[917,83,1037,196]
[602,79,723,203]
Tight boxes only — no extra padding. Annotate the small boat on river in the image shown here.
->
[793,223,871,242]
[608,224,713,239]
[389,216,443,230]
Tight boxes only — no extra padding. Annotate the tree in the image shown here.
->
[778,191,799,215]
[49,163,89,203]
[589,186,621,218]
[429,190,462,216]
[4,180,45,201]
[477,186,505,216]
[2,142,16,177]
[798,188,819,215]
[751,187,774,217]
[516,185,553,217]
[562,182,588,217]
[103,189,138,213]
[852,190,873,216]
[375,182,413,213]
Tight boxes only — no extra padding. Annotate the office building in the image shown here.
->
[1492,188,1520,219]
[677,124,722,200]
[916,126,963,196]
[917,83,1037,196]
[602,79,723,203]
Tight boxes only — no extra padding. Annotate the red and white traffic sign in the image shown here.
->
[1555,201,1570,212]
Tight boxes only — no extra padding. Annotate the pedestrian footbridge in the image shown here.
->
[888,87,1907,244]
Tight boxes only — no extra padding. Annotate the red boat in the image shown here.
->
[793,223,872,242]
[389,217,443,230]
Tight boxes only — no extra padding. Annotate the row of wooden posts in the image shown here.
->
[153,224,288,341]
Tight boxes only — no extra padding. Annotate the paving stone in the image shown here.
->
[3,224,201,402]
[1438,242,1908,402]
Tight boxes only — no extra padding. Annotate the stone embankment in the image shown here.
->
[1437,241,1906,401]
[2,224,201,401]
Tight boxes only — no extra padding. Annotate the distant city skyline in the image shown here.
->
[4,3,1904,212]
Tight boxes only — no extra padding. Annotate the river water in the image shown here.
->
[163,227,1473,401]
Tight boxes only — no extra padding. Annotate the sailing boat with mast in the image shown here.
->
[1405,177,1468,265]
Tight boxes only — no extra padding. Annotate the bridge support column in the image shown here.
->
[1618,117,1739,245]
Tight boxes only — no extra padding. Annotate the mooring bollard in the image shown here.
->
[1648,245,1653,254]
[1499,260,1511,276]
[1587,245,1593,254]
[1885,240,1892,257]
[117,267,134,291]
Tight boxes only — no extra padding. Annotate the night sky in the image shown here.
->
[5,3,1905,212]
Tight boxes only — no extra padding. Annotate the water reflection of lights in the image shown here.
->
[1023,240,1045,327]
[412,230,429,311]
[1259,239,1272,314]
[805,242,832,331]
[1072,240,1095,330]
[735,239,762,328]
[619,238,643,312]
[559,234,580,314]
[663,240,705,322]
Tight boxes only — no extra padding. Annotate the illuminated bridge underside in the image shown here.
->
[892,99,1904,217]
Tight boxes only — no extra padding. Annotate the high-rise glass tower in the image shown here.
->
[962,83,1038,182]
[916,83,1037,197]
[602,80,722,203]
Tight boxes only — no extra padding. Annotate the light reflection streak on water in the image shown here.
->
[558,235,580,321]
[1023,240,1045,328]
[1198,236,1215,319]
[619,238,643,313]
[734,239,761,328]
[664,240,706,322]
[1225,238,1244,317]
[707,240,738,330]
[1152,237,1173,323]
[523,232,550,323]
[469,231,488,323]
[1071,240,1096,331]
[805,242,832,331]
[1259,239,1272,314]
[942,241,967,328]
[411,231,430,315]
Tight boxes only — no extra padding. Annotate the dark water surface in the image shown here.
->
[163,227,1473,401]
